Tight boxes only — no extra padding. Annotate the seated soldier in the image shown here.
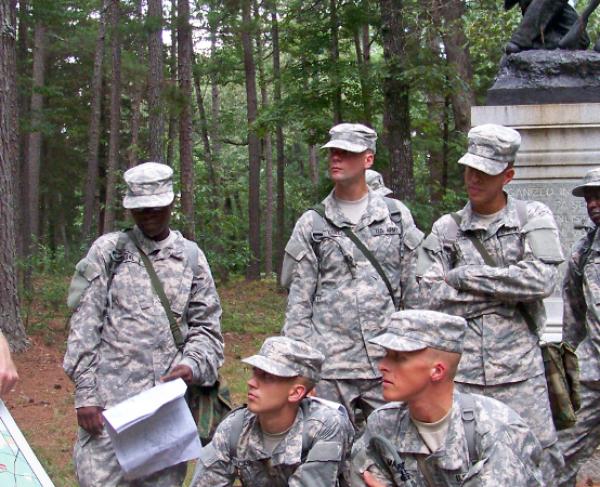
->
[350,310,544,486]
[191,336,354,487]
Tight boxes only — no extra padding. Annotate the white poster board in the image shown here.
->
[0,400,55,487]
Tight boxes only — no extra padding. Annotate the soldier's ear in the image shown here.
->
[430,362,447,382]
[288,383,307,404]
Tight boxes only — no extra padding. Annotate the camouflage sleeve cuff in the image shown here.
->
[74,391,101,409]
[179,356,201,382]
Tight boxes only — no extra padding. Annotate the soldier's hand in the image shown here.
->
[161,364,193,384]
[363,471,386,487]
[77,406,104,435]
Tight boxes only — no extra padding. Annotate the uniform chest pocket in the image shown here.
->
[496,229,523,265]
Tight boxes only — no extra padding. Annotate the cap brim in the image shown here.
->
[369,333,428,352]
[321,140,368,153]
[241,355,299,378]
[374,187,393,196]
[123,191,174,210]
[572,182,600,197]
[458,153,507,176]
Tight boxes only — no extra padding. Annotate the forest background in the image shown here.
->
[2,0,600,484]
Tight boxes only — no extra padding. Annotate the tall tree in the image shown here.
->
[270,0,285,279]
[0,0,28,350]
[431,0,475,133]
[178,0,195,239]
[147,0,165,163]
[166,0,178,167]
[82,0,108,241]
[103,0,122,233]
[127,0,144,169]
[329,0,342,123]
[380,0,415,200]
[255,1,273,275]
[241,0,261,279]
[24,18,47,259]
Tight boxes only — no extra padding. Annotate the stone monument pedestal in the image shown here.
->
[472,103,600,340]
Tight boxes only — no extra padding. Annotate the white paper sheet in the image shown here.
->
[103,379,201,479]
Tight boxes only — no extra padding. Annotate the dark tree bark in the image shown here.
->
[380,0,415,200]
[178,0,195,239]
[193,67,217,189]
[166,0,177,167]
[15,0,28,264]
[271,1,286,280]
[209,15,222,170]
[354,23,372,126]
[0,0,28,350]
[241,0,261,280]
[127,0,144,169]
[431,0,475,133]
[147,0,165,163]
[82,0,108,241]
[103,0,122,233]
[24,20,47,258]
[255,1,273,275]
[329,0,342,124]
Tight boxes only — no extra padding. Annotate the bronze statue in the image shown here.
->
[505,0,599,53]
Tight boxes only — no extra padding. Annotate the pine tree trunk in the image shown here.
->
[329,0,342,124]
[354,24,372,126]
[0,0,28,350]
[255,2,273,276]
[127,0,143,169]
[103,0,121,233]
[148,0,165,163]
[431,0,474,133]
[178,0,195,239]
[166,0,177,167]
[241,0,261,280]
[82,0,107,241]
[271,1,285,280]
[209,18,222,166]
[24,21,47,258]
[380,0,415,200]
[16,0,28,265]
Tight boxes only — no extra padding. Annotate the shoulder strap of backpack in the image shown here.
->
[228,407,246,458]
[106,231,129,293]
[383,197,404,228]
[183,239,201,276]
[458,394,477,466]
[516,199,528,228]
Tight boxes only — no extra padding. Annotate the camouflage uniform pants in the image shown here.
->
[74,427,187,487]
[557,380,600,487]
[456,375,564,485]
[315,378,384,432]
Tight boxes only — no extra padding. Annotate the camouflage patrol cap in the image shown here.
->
[242,336,324,382]
[321,123,377,154]
[123,162,175,209]
[370,310,467,354]
[572,168,600,197]
[458,124,521,176]
[366,170,392,196]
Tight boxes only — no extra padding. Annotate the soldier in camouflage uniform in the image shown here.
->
[63,162,224,487]
[557,168,600,486]
[191,336,354,486]
[350,309,544,486]
[417,124,565,483]
[281,123,423,429]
